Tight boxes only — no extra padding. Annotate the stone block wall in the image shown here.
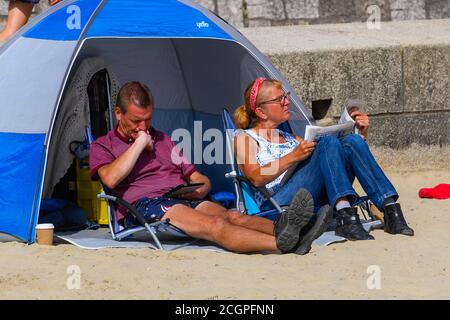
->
[268,47,404,117]
[239,19,450,150]
[192,0,450,28]
[267,43,450,149]
[1,2,449,153]
[2,0,449,26]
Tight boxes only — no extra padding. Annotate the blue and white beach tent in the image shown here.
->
[0,0,313,243]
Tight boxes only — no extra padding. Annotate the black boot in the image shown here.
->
[274,189,314,253]
[383,203,414,236]
[335,207,374,240]
[293,205,333,255]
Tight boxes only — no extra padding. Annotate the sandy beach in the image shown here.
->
[1,169,449,300]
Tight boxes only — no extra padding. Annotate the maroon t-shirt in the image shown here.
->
[89,127,196,220]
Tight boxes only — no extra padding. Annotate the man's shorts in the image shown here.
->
[125,197,205,228]
[4,0,41,4]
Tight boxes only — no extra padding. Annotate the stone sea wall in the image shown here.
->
[1,0,449,27]
[195,0,449,28]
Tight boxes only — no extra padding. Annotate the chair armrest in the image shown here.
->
[232,175,273,200]
[225,170,284,214]
[97,194,170,226]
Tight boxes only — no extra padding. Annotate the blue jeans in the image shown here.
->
[264,134,398,211]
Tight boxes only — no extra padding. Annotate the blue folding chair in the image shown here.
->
[83,127,191,251]
[222,109,286,222]
[82,72,192,251]
[97,187,190,251]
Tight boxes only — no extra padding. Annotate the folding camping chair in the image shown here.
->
[84,135,191,251]
[222,109,287,221]
[222,109,378,224]
[96,188,190,251]
[78,70,193,251]
[82,129,191,252]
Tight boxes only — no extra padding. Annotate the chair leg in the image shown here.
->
[147,219,175,250]
[146,225,164,250]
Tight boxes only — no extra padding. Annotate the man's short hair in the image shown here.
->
[116,81,154,113]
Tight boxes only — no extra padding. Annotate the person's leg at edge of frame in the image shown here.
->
[0,1,35,42]
[162,204,278,253]
[340,134,414,236]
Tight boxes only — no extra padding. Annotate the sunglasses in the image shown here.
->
[258,92,291,107]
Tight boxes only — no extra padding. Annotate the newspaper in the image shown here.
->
[304,99,363,142]
[280,99,364,185]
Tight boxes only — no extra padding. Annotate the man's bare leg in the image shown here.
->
[194,201,275,235]
[0,1,34,41]
[163,204,277,253]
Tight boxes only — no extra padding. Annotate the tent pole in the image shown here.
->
[105,72,114,130]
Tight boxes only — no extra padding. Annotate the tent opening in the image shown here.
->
[42,59,118,226]
[41,37,310,227]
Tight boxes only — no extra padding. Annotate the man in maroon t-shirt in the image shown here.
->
[89,81,319,254]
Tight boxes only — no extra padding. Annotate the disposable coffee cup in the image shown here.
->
[36,223,55,245]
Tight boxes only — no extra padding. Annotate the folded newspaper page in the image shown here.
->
[304,122,354,142]
[304,99,363,142]
[339,99,363,125]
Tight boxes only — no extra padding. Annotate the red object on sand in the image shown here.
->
[418,184,450,200]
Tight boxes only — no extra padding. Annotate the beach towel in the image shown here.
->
[54,221,383,252]
[418,184,450,200]
[55,228,225,252]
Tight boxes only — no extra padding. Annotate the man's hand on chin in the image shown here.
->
[136,130,154,152]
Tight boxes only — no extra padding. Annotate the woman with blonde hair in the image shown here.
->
[234,78,414,243]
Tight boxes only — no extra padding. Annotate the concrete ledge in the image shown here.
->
[240,19,450,53]
[268,47,403,117]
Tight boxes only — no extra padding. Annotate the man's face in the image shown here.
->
[115,103,153,140]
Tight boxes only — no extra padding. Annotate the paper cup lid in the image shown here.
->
[36,223,55,229]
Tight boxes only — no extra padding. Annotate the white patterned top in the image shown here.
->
[242,129,299,207]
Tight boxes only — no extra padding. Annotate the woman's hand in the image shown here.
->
[291,137,316,161]
[351,111,370,140]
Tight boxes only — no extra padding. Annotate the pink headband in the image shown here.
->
[249,77,266,112]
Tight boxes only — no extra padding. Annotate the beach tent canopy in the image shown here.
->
[0,0,313,243]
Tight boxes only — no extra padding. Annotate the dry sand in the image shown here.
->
[1,169,449,300]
